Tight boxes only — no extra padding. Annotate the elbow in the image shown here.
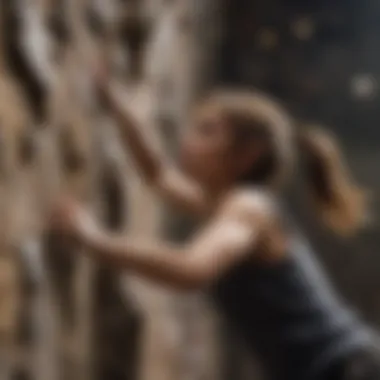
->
[136,270,207,293]
[175,276,208,292]
[174,262,215,292]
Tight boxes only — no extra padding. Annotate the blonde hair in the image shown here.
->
[298,126,367,236]
[199,90,367,236]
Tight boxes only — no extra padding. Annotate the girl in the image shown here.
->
[52,77,380,380]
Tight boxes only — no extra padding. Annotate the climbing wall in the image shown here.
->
[0,1,221,380]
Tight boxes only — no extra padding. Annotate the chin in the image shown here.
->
[179,158,194,174]
[181,164,201,182]
[180,156,209,180]
[183,167,199,180]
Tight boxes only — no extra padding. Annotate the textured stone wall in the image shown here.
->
[0,1,221,380]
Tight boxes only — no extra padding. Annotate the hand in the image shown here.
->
[50,196,101,245]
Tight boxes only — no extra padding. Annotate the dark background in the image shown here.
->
[219,0,380,147]
[217,0,380,350]
[216,3,380,378]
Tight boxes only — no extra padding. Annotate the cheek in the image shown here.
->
[178,139,197,171]
[179,140,206,171]
[182,149,232,184]
[179,140,214,174]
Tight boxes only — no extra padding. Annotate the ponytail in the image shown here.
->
[298,127,367,236]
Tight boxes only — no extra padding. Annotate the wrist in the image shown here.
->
[81,231,129,264]
[80,228,103,251]
[74,211,104,249]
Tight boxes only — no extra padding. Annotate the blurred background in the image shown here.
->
[0,0,379,380]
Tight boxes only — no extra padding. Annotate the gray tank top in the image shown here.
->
[211,226,374,380]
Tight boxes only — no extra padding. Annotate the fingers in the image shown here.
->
[50,195,100,245]
[49,195,77,233]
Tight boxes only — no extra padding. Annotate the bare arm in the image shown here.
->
[53,194,267,290]
[98,78,208,216]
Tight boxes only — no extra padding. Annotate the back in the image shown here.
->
[211,222,374,380]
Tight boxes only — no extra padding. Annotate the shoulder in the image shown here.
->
[219,188,278,225]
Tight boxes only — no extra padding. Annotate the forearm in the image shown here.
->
[99,82,208,216]
[83,232,204,290]
[102,83,164,183]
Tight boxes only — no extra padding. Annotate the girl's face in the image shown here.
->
[179,111,237,187]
